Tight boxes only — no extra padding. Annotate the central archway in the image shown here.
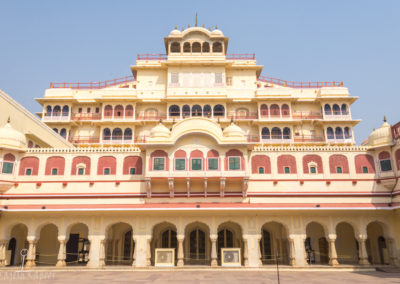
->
[217,222,243,266]
[184,222,210,265]
[260,222,289,265]
[105,222,134,266]
[305,222,329,265]
[151,222,178,266]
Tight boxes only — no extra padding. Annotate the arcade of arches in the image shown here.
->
[0,215,398,268]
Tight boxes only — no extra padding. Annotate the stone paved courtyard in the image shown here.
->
[0,270,399,284]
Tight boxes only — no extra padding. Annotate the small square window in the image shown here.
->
[52,168,58,175]
[129,168,136,175]
[336,167,342,174]
[87,107,91,113]
[226,77,232,86]
[175,159,185,171]
[78,168,84,175]
[215,73,223,84]
[362,166,368,173]
[153,158,165,171]
[258,167,264,174]
[229,157,241,170]
[380,160,392,172]
[96,107,100,113]
[104,168,110,175]
[284,167,290,174]
[310,166,316,174]
[25,168,32,176]
[192,159,202,171]
[2,162,13,174]
[208,158,218,170]
[78,108,82,113]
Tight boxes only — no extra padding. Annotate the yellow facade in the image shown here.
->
[0,26,399,269]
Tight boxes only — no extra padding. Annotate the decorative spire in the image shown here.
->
[215,25,218,29]
[181,27,184,31]
[7,116,10,123]
[195,12,198,27]
[384,115,387,122]
[202,24,205,28]
[230,117,234,124]
[159,118,163,124]
[174,25,177,29]
[188,24,190,28]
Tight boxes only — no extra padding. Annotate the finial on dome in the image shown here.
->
[181,27,184,31]
[7,117,10,123]
[195,12,198,27]
[202,24,205,28]
[384,115,387,122]
[159,118,163,124]
[215,25,218,29]
[230,117,234,124]
[188,24,190,28]
[175,25,177,29]
[208,26,211,31]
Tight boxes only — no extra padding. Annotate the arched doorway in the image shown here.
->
[151,222,178,265]
[335,222,358,264]
[260,222,289,265]
[217,222,243,266]
[66,223,90,266]
[305,222,329,264]
[366,222,389,265]
[184,222,210,265]
[36,224,59,266]
[8,224,28,266]
[105,223,134,265]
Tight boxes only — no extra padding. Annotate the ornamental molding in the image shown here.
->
[26,146,141,154]
[253,145,371,153]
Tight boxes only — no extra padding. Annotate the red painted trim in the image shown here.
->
[1,202,393,211]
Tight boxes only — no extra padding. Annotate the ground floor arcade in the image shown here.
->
[0,210,399,268]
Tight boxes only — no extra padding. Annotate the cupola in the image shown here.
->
[0,118,27,152]
[223,120,244,138]
[367,116,393,148]
[150,120,171,138]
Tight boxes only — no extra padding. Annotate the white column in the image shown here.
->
[357,234,370,265]
[177,235,184,267]
[0,240,7,266]
[25,236,37,267]
[87,235,106,268]
[288,236,296,266]
[56,236,67,267]
[243,237,249,267]
[328,234,339,266]
[210,234,218,267]
[257,234,263,267]
[146,237,151,267]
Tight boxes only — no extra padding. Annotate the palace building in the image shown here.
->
[0,26,399,269]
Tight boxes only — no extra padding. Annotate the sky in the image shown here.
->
[0,0,399,143]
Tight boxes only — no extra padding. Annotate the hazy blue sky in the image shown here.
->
[0,0,399,143]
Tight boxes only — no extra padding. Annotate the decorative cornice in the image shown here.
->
[26,146,142,154]
[253,145,371,152]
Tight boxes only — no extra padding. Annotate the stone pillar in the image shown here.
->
[146,237,151,267]
[288,236,296,266]
[87,235,106,268]
[243,237,249,267]
[386,237,400,266]
[177,235,184,267]
[25,236,37,267]
[328,234,339,266]
[56,236,67,267]
[256,234,263,267]
[210,234,218,267]
[132,237,137,267]
[0,240,8,267]
[357,235,370,265]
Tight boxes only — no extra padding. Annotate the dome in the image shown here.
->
[211,29,223,36]
[223,121,244,138]
[367,118,393,147]
[150,121,170,138]
[169,28,181,36]
[0,119,27,151]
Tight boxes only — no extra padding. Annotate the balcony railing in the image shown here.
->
[327,137,353,144]
[261,135,293,144]
[43,114,69,121]
[71,113,102,121]
[226,54,255,60]
[69,136,100,144]
[292,112,323,120]
[247,135,260,143]
[228,112,258,120]
[324,113,351,120]
[258,76,343,89]
[102,138,134,144]
[135,113,167,121]
[136,53,255,61]
[294,136,325,143]
[50,75,135,89]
